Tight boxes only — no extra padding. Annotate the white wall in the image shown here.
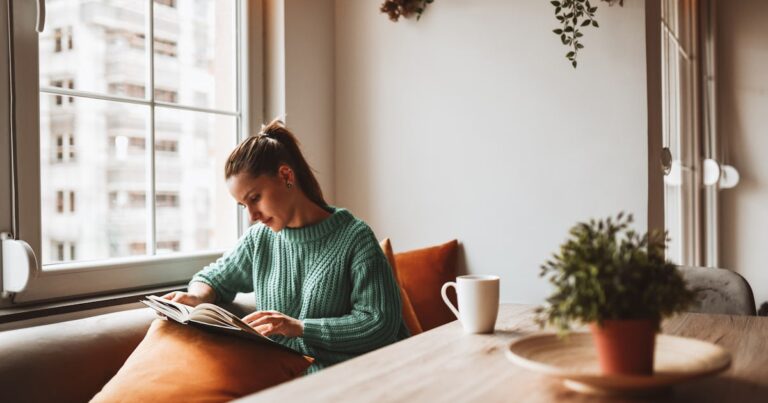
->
[718,0,768,307]
[334,0,648,303]
[267,0,336,204]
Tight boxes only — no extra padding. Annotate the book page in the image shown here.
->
[141,299,186,323]
[189,310,238,328]
[191,303,275,340]
[191,303,260,335]
[144,295,192,322]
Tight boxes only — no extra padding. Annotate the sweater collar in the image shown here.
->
[278,206,353,243]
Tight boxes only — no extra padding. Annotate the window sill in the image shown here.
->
[0,284,186,324]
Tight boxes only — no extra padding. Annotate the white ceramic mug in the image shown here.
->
[441,275,500,334]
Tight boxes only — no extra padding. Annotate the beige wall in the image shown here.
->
[718,0,768,307]
[334,0,648,303]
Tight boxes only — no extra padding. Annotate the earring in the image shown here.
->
[286,182,292,189]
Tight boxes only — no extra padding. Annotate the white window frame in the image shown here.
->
[1,0,262,305]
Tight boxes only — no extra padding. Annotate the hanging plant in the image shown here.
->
[380,0,435,22]
[550,0,623,68]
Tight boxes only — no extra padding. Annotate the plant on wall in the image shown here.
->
[551,0,623,68]
[380,0,435,22]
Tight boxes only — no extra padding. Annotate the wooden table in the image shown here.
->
[238,304,768,402]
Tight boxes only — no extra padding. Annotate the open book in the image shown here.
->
[141,295,307,358]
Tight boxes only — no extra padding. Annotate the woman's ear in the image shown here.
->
[278,164,294,185]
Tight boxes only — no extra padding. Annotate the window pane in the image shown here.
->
[40,94,149,264]
[153,0,236,110]
[39,0,148,98]
[154,107,237,254]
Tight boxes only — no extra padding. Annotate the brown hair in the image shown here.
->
[225,118,327,207]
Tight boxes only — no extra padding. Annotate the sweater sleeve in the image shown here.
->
[301,254,404,353]
[190,227,256,304]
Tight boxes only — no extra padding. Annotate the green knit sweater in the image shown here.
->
[191,207,409,373]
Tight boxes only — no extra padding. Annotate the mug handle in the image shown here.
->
[441,281,459,319]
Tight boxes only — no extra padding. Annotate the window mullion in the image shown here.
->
[145,0,156,256]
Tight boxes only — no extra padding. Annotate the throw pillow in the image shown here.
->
[394,239,459,331]
[380,238,424,335]
[91,318,312,403]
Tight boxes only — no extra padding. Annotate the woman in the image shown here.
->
[163,118,408,373]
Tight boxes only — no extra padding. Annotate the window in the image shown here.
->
[1,0,257,304]
[55,190,75,213]
[154,38,178,58]
[53,26,74,53]
[51,241,77,262]
[156,0,177,9]
[156,192,179,208]
[54,28,62,53]
[51,79,75,105]
[53,133,76,162]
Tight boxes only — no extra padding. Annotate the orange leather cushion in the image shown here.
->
[395,240,459,331]
[91,319,312,403]
[380,238,424,336]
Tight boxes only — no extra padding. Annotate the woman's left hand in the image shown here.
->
[242,310,304,338]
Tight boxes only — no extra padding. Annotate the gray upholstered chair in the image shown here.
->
[677,266,757,316]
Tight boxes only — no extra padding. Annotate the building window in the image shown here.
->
[67,26,74,50]
[51,79,75,105]
[55,190,76,213]
[51,241,77,262]
[53,133,76,162]
[53,27,73,53]
[156,139,178,153]
[155,88,178,103]
[156,0,177,8]
[56,190,64,213]
[129,242,146,255]
[156,192,179,207]
[69,135,76,159]
[55,135,64,161]
[54,28,62,52]
[157,240,180,252]
[154,38,178,58]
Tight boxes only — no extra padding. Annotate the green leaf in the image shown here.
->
[553,29,564,34]
[592,20,599,27]
[581,19,590,26]
[551,1,561,6]
[566,51,575,58]
[576,43,584,49]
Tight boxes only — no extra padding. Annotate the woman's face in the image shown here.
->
[227,167,295,232]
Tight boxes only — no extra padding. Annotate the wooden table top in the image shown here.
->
[238,304,768,403]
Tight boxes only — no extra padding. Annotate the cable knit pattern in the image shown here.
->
[191,207,409,373]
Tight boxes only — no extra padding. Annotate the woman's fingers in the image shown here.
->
[245,314,281,328]
[241,311,301,338]
[242,310,280,323]
[161,291,177,300]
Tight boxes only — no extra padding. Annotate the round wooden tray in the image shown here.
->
[505,332,731,396]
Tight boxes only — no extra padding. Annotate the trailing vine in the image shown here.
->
[550,0,623,68]
[380,0,435,22]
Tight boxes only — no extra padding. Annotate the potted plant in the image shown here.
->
[535,213,695,376]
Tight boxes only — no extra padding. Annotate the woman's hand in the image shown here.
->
[161,291,208,307]
[161,282,216,307]
[242,310,304,338]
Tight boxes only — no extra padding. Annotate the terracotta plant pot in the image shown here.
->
[589,318,659,376]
